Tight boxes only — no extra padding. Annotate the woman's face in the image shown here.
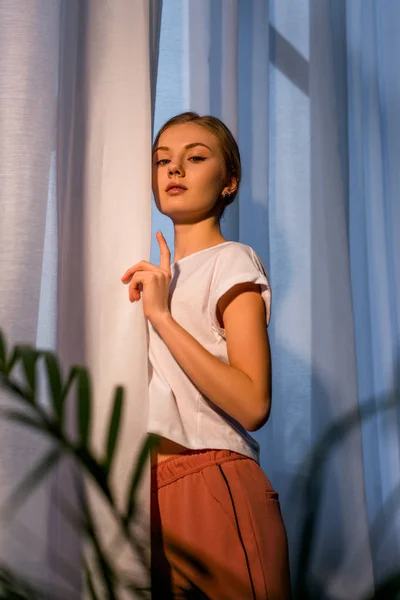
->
[152,123,229,223]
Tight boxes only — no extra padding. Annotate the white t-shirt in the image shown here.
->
[146,240,271,464]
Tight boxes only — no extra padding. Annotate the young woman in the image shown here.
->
[121,112,291,599]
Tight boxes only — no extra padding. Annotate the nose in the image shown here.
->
[168,161,184,176]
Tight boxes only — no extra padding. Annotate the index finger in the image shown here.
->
[157,231,171,272]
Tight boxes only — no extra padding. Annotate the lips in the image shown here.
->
[166,182,187,192]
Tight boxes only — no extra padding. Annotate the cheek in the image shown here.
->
[193,163,224,191]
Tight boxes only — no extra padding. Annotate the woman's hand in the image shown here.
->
[121,231,172,326]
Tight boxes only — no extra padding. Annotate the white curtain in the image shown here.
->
[0,0,161,597]
[0,1,61,589]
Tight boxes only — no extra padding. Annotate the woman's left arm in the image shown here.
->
[151,282,271,432]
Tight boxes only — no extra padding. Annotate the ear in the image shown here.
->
[222,175,238,196]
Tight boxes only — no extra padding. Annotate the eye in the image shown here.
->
[155,158,170,166]
[188,156,206,163]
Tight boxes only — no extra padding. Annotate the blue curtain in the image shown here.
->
[347,0,400,586]
[153,1,400,597]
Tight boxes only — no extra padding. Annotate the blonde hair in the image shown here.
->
[153,112,241,221]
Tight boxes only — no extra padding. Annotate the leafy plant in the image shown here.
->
[291,389,400,600]
[0,330,263,599]
[0,328,161,598]
[0,327,399,599]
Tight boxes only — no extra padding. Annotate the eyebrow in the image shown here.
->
[153,142,212,154]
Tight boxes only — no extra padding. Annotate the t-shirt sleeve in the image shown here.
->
[209,245,272,338]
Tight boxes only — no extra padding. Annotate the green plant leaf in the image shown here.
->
[73,446,113,503]
[124,434,160,526]
[1,448,61,519]
[42,351,64,422]
[5,347,21,377]
[292,392,400,598]
[119,577,152,600]
[0,329,6,369]
[17,345,39,401]
[82,500,116,599]
[104,386,124,476]
[61,365,78,400]
[0,409,47,434]
[0,564,43,599]
[0,371,35,409]
[75,367,92,448]
[84,559,101,600]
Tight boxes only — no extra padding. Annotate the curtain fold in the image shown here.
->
[56,1,161,597]
[307,2,373,595]
[1,0,161,597]
[0,0,62,588]
[347,0,400,585]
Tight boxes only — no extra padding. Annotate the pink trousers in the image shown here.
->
[150,448,291,599]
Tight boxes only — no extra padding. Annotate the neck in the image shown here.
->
[172,217,226,263]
